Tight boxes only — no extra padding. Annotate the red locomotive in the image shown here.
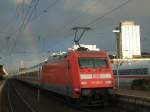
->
[15,46,115,105]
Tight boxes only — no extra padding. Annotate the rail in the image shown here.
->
[7,81,14,112]
[6,79,150,112]
[7,80,38,112]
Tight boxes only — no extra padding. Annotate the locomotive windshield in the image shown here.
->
[79,58,107,68]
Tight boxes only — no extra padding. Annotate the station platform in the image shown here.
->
[117,89,150,99]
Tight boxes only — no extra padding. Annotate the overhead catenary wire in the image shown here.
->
[55,0,133,46]
[49,0,133,47]
[21,0,35,30]
[30,0,60,22]
[21,0,40,31]
[84,0,133,27]
[54,0,102,33]
[7,0,59,40]
[3,0,35,39]
[52,0,134,54]
[4,0,134,59]
[10,0,60,54]
[1,0,60,57]
[15,0,40,34]
[0,2,33,57]
[8,0,40,55]
[39,0,103,50]
[1,0,139,73]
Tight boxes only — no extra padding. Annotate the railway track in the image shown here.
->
[113,93,150,112]
[50,93,114,112]
[6,79,150,112]
[7,80,39,112]
[10,79,116,112]
[7,79,81,112]
[41,93,114,112]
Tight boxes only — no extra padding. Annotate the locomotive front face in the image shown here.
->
[77,52,115,89]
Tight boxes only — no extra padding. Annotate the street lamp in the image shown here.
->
[113,28,121,89]
[112,29,120,33]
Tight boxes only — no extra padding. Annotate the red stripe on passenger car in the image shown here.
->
[120,76,147,78]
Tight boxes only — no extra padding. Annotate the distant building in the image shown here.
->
[114,21,141,59]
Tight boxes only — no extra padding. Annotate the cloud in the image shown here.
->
[79,0,105,16]
[64,0,104,16]
[15,0,32,5]
[1,0,150,73]
[64,0,81,9]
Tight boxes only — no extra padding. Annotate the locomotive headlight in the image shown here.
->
[80,74,92,79]
[105,81,112,84]
[81,81,87,85]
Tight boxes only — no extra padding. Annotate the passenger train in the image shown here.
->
[14,46,116,105]
[112,61,150,89]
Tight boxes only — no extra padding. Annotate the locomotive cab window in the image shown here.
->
[79,58,107,68]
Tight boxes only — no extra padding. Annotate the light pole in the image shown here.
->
[113,29,121,89]
[112,29,120,59]
[37,65,41,103]
[115,60,124,89]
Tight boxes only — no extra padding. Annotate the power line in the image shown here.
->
[8,0,57,38]
[49,0,132,47]
[4,0,35,39]
[1,0,60,65]
[21,0,40,31]
[4,0,60,56]
[41,0,102,47]
[21,0,35,30]
[52,0,133,53]
[31,0,60,22]
[13,0,60,54]
[85,0,133,27]
[14,0,39,34]
[4,0,134,56]
[8,0,40,55]
[24,0,102,45]
[54,0,102,34]
[6,0,58,39]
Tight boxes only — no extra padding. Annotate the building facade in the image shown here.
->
[115,21,141,59]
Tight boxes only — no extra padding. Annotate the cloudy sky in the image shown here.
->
[0,0,150,73]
